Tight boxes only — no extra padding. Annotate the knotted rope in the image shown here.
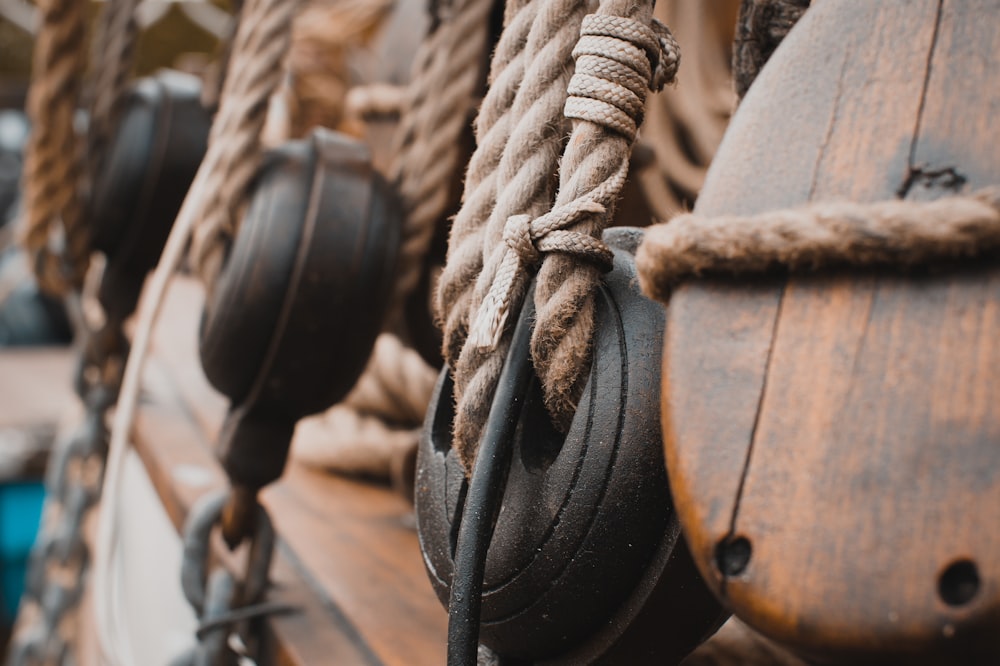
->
[437,0,587,471]
[733,0,809,99]
[438,0,678,471]
[386,0,494,319]
[18,0,90,296]
[636,188,1000,304]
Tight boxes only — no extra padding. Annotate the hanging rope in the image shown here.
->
[636,188,1000,303]
[436,0,586,471]
[18,0,90,296]
[437,0,678,471]
[732,0,809,99]
[187,0,298,287]
[86,0,142,179]
[385,0,494,319]
[93,0,300,662]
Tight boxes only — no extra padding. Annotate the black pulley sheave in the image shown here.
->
[88,70,210,318]
[199,128,402,492]
[416,228,725,664]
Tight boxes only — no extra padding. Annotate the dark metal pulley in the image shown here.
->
[199,128,403,493]
[416,228,725,664]
[88,70,210,317]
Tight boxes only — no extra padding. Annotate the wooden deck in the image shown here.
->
[135,276,448,665]
[0,276,447,665]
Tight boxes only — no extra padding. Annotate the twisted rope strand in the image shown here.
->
[445,0,590,470]
[387,0,494,320]
[188,0,299,286]
[95,1,299,662]
[19,0,89,295]
[86,0,142,179]
[636,188,1000,304]
[531,1,678,427]
[435,0,539,366]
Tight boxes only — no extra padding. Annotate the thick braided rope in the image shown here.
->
[442,0,590,470]
[93,2,299,662]
[528,2,677,430]
[188,0,299,287]
[436,0,538,368]
[635,188,1000,304]
[385,0,493,320]
[86,0,142,178]
[733,0,809,99]
[18,0,89,296]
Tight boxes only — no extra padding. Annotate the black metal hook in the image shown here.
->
[447,296,536,666]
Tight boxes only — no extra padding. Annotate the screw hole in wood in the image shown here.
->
[938,559,980,607]
[715,535,752,577]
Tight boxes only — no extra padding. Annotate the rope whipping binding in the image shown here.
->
[92,0,299,663]
[8,0,145,661]
[436,0,679,472]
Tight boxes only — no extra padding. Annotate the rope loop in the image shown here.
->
[470,199,614,351]
[564,14,679,141]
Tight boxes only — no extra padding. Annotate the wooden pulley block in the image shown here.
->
[199,128,401,491]
[88,70,210,313]
[416,228,725,664]
[661,2,1000,663]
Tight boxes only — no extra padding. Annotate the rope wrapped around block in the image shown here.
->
[636,188,1000,305]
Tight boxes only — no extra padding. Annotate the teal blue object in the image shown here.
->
[0,482,46,623]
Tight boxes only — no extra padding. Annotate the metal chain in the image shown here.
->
[7,314,127,666]
[170,489,292,666]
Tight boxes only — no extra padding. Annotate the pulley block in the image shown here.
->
[661,1,1000,663]
[416,228,724,664]
[88,70,210,316]
[199,128,402,492]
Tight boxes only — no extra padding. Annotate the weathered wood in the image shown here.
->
[0,350,75,480]
[665,1,1000,662]
[131,276,447,666]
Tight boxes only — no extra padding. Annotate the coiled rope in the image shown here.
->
[437,0,678,471]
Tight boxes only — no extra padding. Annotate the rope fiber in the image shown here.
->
[437,0,678,472]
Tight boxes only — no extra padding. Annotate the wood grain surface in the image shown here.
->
[133,276,447,666]
[664,1,1000,662]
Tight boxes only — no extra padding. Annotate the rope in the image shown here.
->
[284,0,394,137]
[635,188,1000,304]
[292,333,436,483]
[188,0,298,287]
[732,0,809,99]
[86,0,142,179]
[94,1,300,662]
[439,0,677,471]
[18,0,90,296]
[437,0,586,471]
[385,0,494,321]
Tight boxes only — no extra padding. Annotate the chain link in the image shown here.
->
[7,315,127,665]
[170,489,289,666]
